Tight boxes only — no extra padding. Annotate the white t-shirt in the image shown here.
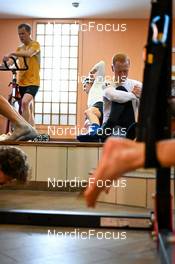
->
[103,79,142,123]
[87,60,105,107]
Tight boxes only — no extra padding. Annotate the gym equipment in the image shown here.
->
[137,0,174,263]
[0,209,152,230]
[0,56,28,132]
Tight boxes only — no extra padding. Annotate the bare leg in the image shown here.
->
[21,93,34,126]
[84,137,145,207]
[29,99,35,127]
[84,137,175,207]
[84,107,101,125]
[0,95,38,141]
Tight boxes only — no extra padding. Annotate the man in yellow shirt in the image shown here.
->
[3,23,40,127]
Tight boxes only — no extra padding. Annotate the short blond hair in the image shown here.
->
[112,53,130,66]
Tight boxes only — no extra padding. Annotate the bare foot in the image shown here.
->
[0,124,38,141]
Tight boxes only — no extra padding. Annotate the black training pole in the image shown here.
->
[137,0,172,232]
[155,0,172,232]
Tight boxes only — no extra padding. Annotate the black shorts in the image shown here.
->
[19,85,39,98]
[92,101,103,125]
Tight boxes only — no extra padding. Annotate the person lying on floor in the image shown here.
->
[0,146,30,185]
[77,53,142,142]
[84,137,175,207]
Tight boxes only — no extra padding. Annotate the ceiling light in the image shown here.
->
[72,2,79,8]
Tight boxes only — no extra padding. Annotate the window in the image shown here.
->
[35,22,79,126]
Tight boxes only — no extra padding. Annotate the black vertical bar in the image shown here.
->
[156,168,172,230]
[155,0,172,231]
[137,0,172,231]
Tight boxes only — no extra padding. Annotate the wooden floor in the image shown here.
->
[0,225,160,264]
[0,190,160,264]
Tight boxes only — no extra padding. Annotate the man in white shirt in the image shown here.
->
[101,53,142,140]
[77,53,142,142]
[103,54,142,125]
